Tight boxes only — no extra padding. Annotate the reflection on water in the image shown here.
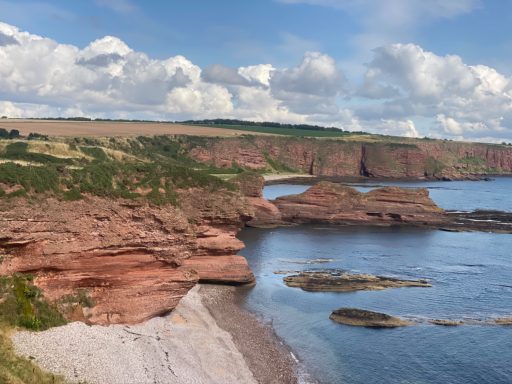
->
[239,178,512,384]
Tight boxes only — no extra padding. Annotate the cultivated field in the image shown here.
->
[0,119,272,137]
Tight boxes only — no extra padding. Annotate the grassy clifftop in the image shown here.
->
[0,136,240,204]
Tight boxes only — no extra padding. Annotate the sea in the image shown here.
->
[236,177,512,384]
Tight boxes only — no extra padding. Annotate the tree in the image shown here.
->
[8,129,20,139]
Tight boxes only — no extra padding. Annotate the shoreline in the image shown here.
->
[263,174,505,186]
[200,284,317,384]
[12,285,256,384]
[11,284,313,384]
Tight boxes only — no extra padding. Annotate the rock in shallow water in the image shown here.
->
[429,319,464,326]
[329,308,413,328]
[495,317,512,325]
[283,270,431,292]
[273,182,446,226]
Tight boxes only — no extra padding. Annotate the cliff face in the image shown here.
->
[0,190,254,325]
[272,182,445,226]
[185,137,512,179]
[232,172,283,227]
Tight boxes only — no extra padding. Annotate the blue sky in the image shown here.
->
[3,0,511,69]
[1,0,512,141]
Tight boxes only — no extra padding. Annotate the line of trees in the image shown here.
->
[181,118,348,133]
[25,117,162,123]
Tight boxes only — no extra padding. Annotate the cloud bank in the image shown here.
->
[0,21,511,142]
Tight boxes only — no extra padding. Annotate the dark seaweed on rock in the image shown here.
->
[283,270,431,292]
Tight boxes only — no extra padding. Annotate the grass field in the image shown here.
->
[194,123,360,137]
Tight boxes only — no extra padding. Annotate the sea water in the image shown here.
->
[237,178,512,384]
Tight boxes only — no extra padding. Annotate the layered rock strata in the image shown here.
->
[232,172,283,227]
[283,271,431,292]
[0,189,254,325]
[273,182,446,227]
[184,136,512,180]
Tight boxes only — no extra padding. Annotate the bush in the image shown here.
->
[0,275,66,331]
[0,129,20,139]
[80,146,108,161]
[62,187,83,201]
[59,289,95,308]
[27,132,49,141]
[2,142,72,165]
[0,163,60,195]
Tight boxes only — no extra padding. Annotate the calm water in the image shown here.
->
[238,178,512,384]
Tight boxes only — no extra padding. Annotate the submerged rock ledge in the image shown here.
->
[329,308,412,328]
[283,270,431,292]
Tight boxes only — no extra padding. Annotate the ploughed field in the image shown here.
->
[0,119,272,137]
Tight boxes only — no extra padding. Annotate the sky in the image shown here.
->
[1,0,512,142]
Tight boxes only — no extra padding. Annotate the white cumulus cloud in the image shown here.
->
[358,43,512,141]
[1,21,512,142]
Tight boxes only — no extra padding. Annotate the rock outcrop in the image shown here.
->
[273,182,445,227]
[444,210,512,233]
[429,319,464,326]
[232,172,283,227]
[0,189,254,325]
[283,271,431,292]
[329,308,413,328]
[495,317,512,325]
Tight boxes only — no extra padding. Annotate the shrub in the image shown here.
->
[62,187,83,201]
[0,129,21,139]
[2,142,72,165]
[27,132,49,141]
[59,289,95,308]
[0,275,66,331]
[80,146,108,162]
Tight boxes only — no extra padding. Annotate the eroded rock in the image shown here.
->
[0,189,255,325]
[232,172,284,227]
[495,317,512,325]
[429,319,464,326]
[330,308,413,328]
[283,270,431,292]
[273,182,446,227]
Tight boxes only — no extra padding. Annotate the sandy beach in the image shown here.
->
[12,284,308,384]
[263,174,315,182]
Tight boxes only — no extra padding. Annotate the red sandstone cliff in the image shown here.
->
[0,190,254,325]
[232,172,283,227]
[184,137,512,179]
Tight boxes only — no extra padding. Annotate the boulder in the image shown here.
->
[330,308,412,328]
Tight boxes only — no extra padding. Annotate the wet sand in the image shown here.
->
[200,284,316,384]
